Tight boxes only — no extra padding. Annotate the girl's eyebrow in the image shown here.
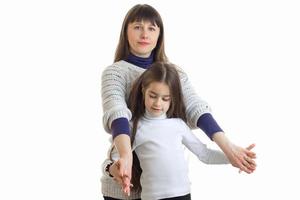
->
[149,91,170,97]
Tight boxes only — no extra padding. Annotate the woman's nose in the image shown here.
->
[141,29,148,39]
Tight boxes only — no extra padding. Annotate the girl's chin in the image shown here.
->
[150,111,163,116]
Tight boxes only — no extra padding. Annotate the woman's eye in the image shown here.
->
[134,26,141,30]
[163,98,170,102]
[149,27,156,31]
[149,95,156,99]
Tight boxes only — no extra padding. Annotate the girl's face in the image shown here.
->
[144,81,171,117]
[127,20,160,58]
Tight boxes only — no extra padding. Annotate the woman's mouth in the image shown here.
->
[138,42,150,46]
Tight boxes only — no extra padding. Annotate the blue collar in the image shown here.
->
[126,53,154,69]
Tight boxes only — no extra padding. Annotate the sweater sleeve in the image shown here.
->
[101,64,132,134]
[197,113,223,140]
[180,120,229,164]
[177,68,211,129]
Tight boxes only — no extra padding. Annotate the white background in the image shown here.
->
[0,0,299,199]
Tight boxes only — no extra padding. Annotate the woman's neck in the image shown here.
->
[125,52,154,69]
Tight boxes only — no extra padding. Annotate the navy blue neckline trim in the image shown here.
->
[125,53,154,69]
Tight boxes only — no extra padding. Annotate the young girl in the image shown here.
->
[127,62,230,200]
[101,4,256,199]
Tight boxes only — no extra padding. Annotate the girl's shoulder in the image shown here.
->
[163,118,191,135]
[167,118,189,127]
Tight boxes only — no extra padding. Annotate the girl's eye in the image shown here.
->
[134,26,141,30]
[149,95,156,99]
[149,27,156,31]
[163,98,170,102]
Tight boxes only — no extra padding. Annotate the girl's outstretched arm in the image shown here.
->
[181,120,229,164]
[177,69,256,173]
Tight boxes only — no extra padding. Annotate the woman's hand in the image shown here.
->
[230,143,256,173]
[238,144,256,173]
[213,132,257,174]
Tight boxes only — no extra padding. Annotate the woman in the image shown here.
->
[101,4,256,200]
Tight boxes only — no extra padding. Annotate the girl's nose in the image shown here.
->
[154,98,162,106]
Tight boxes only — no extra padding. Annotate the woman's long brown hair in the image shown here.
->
[114,4,168,63]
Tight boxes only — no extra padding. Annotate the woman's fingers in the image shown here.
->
[247,143,255,150]
[245,143,256,158]
[239,144,257,173]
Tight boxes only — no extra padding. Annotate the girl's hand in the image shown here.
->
[109,159,123,185]
[113,134,133,195]
[110,157,132,196]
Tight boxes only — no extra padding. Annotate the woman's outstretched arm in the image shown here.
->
[213,132,256,173]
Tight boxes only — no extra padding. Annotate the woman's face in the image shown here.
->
[144,81,171,117]
[127,20,160,58]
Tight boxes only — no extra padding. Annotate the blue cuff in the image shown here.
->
[111,118,130,139]
[197,113,223,140]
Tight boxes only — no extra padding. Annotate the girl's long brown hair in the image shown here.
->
[114,4,168,63]
[129,62,187,192]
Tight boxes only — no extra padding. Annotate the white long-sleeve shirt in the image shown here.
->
[132,112,229,200]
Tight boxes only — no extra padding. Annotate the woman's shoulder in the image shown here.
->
[101,61,129,79]
[103,60,144,74]
[103,60,127,71]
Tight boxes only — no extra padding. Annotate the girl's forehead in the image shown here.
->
[146,82,169,91]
